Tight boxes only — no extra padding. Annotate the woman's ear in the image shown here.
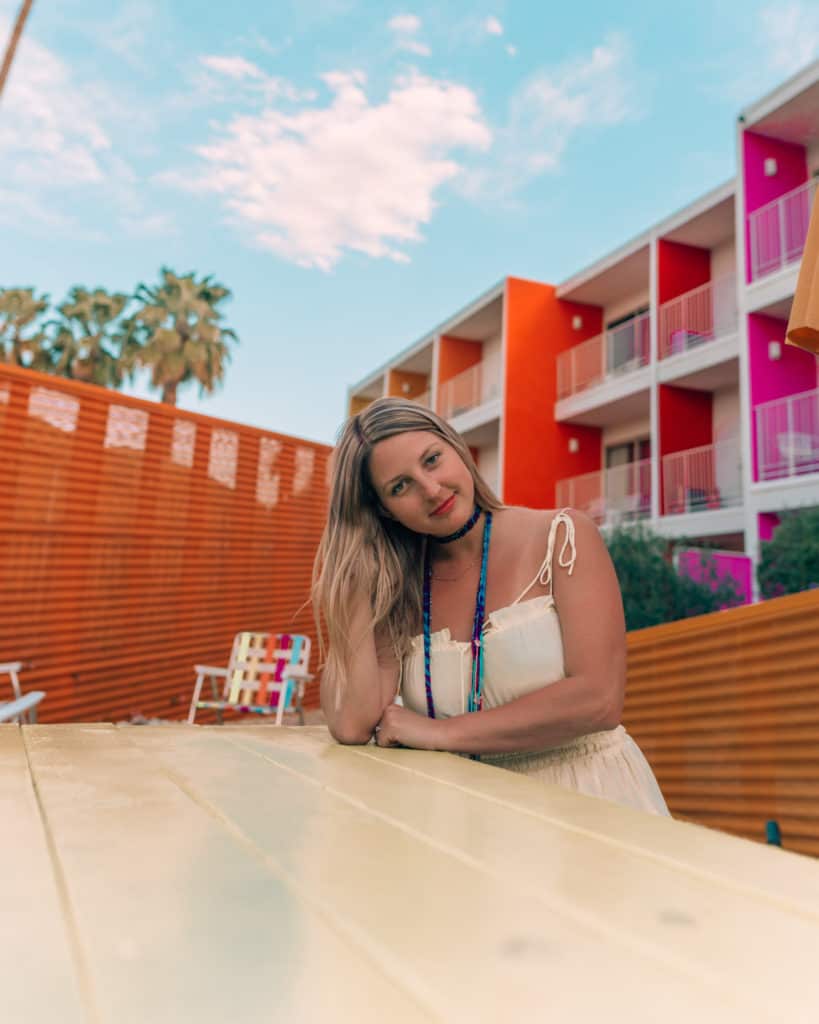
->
[378,505,395,520]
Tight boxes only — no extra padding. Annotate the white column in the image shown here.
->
[430,332,440,415]
[648,235,661,522]
[734,117,759,599]
[496,280,508,502]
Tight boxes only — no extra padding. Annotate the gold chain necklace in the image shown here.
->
[430,559,476,582]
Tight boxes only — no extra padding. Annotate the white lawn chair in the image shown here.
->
[0,662,45,724]
[188,632,313,726]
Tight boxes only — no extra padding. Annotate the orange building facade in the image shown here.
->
[347,275,610,513]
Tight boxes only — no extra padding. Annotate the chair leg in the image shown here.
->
[209,675,224,725]
[9,667,22,702]
[188,672,205,725]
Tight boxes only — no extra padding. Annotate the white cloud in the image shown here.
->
[759,2,819,71]
[399,39,432,57]
[485,16,504,36]
[460,32,638,198]
[168,68,491,270]
[0,188,74,230]
[506,44,517,57]
[90,1,157,66]
[388,12,431,57]
[0,20,167,238]
[0,27,111,188]
[190,55,315,107]
[388,14,422,33]
[119,212,178,238]
[200,55,267,80]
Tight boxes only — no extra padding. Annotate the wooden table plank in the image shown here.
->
[126,725,819,1023]
[215,725,819,909]
[0,725,87,1024]
[351,735,819,908]
[21,724,436,1024]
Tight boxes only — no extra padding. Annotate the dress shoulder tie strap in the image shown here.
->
[512,508,577,604]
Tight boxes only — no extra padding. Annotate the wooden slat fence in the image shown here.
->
[625,588,819,857]
[0,364,330,722]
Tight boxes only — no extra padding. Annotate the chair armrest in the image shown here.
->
[0,661,23,673]
[193,666,229,676]
[0,692,45,723]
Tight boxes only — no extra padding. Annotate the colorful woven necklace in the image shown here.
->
[422,508,493,720]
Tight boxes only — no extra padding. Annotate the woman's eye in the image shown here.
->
[391,480,406,496]
[425,452,440,466]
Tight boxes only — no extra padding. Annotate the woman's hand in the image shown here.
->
[375,704,449,750]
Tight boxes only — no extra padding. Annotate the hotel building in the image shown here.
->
[348,61,819,601]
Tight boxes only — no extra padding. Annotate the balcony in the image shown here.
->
[413,390,431,409]
[662,441,742,514]
[556,313,650,400]
[756,387,819,481]
[658,276,737,360]
[748,179,817,283]
[555,459,651,526]
[439,363,499,420]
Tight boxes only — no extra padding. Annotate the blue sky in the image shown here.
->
[2,0,818,444]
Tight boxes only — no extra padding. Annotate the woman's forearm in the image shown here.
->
[321,669,384,744]
[321,611,396,744]
[439,673,622,755]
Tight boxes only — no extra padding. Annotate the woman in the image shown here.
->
[313,397,668,816]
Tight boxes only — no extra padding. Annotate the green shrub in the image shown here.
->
[605,521,741,631]
[757,507,819,599]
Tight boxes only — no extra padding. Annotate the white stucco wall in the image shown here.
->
[603,290,650,328]
[481,332,503,402]
[602,418,652,452]
[477,441,500,493]
[712,387,742,502]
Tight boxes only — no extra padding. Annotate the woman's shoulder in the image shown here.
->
[496,506,601,561]
[497,505,597,534]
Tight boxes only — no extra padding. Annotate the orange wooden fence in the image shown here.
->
[0,364,331,722]
[625,587,819,857]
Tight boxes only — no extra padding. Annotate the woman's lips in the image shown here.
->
[431,494,456,516]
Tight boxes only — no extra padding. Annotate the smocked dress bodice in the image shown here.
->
[401,510,577,718]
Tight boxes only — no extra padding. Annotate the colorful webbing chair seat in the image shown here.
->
[187,632,313,726]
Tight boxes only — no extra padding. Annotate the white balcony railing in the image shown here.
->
[439,363,499,420]
[662,440,742,514]
[658,275,738,360]
[755,387,819,481]
[748,178,817,282]
[555,459,651,525]
[556,312,650,399]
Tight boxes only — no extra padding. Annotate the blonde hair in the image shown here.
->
[313,397,502,693]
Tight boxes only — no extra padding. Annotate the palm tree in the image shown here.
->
[0,286,51,369]
[127,268,238,405]
[0,0,35,103]
[48,287,130,387]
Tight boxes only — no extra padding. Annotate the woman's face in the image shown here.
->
[367,429,475,537]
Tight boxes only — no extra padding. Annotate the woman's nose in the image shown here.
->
[420,476,443,500]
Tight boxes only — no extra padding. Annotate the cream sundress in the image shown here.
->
[401,510,670,817]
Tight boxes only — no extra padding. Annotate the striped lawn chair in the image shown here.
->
[187,632,313,726]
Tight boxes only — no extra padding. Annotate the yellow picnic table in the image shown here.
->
[3,723,819,1023]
